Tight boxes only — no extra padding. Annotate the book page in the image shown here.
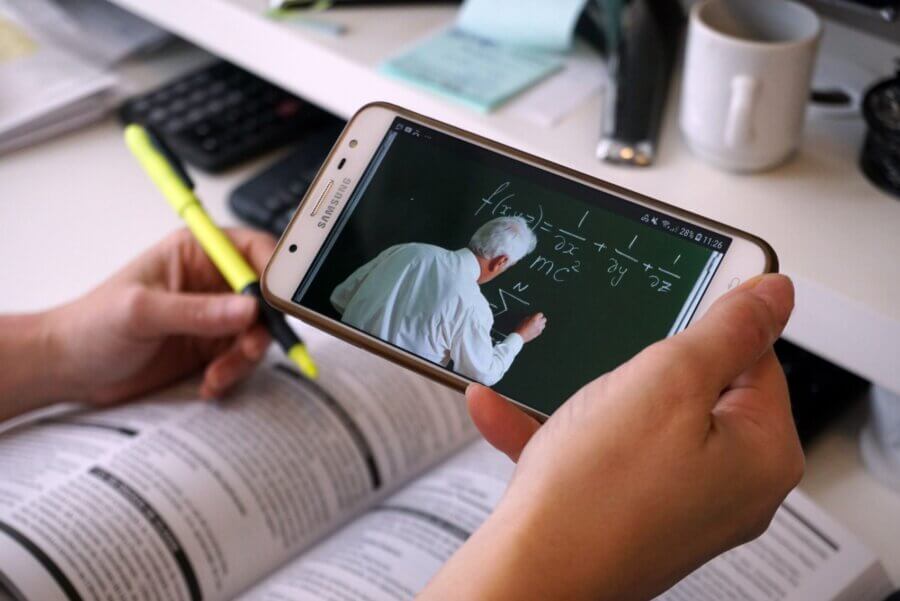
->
[0,336,475,601]
[660,491,894,601]
[238,440,513,600]
[241,443,891,601]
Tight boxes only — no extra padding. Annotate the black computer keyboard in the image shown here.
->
[228,117,345,234]
[120,61,334,172]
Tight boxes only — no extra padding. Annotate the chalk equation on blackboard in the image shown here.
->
[475,181,684,299]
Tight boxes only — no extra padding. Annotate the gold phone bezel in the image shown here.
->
[262,102,778,420]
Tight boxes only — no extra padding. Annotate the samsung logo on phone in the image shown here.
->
[317,178,352,229]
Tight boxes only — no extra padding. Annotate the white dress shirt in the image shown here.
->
[330,244,524,386]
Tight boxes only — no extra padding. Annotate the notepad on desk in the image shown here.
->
[380,0,596,114]
[381,28,563,113]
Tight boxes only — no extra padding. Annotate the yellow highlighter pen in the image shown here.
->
[124,123,318,380]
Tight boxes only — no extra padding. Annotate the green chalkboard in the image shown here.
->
[299,125,724,415]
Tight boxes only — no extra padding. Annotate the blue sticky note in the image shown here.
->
[457,0,589,51]
[381,29,563,113]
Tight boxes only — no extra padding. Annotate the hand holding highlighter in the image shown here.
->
[124,124,318,380]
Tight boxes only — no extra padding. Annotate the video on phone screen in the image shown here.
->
[294,118,731,415]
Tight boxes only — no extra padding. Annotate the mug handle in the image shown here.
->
[724,75,760,149]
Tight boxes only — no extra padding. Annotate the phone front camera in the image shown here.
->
[289,244,298,253]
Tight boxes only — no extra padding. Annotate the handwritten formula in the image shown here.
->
[475,181,685,320]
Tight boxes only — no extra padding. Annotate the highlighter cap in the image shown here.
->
[124,124,197,214]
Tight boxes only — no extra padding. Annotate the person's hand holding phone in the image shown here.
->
[422,274,802,601]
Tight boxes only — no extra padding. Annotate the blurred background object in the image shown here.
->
[380,0,588,113]
[119,61,337,173]
[583,0,684,167]
[862,387,900,493]
[860,68,900,198]
[678,0,822,173]
[6,0,169,66]
[0,0,169,155]
[798,0,899,41]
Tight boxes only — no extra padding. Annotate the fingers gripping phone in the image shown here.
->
[263,103,777,419]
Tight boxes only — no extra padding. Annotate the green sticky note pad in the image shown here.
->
[381,29,563,113]
[457,0,588,51]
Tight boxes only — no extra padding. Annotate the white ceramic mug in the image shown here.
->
[679,0,822,172]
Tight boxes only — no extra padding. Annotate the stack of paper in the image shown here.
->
[10,0,169,67]
[0,3,117,154]
[0,0,168,156]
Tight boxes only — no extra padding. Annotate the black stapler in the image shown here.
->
[578,0,685,167]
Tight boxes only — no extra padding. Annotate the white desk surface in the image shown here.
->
[105,0,900,398]
[1,14,899,588]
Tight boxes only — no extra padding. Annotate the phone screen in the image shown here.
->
[293,117,731,415]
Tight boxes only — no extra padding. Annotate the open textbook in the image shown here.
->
[0,332,893,601]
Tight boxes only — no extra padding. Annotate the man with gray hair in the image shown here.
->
[331,216,547,386]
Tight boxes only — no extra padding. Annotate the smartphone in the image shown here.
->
[263,102,777,419]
